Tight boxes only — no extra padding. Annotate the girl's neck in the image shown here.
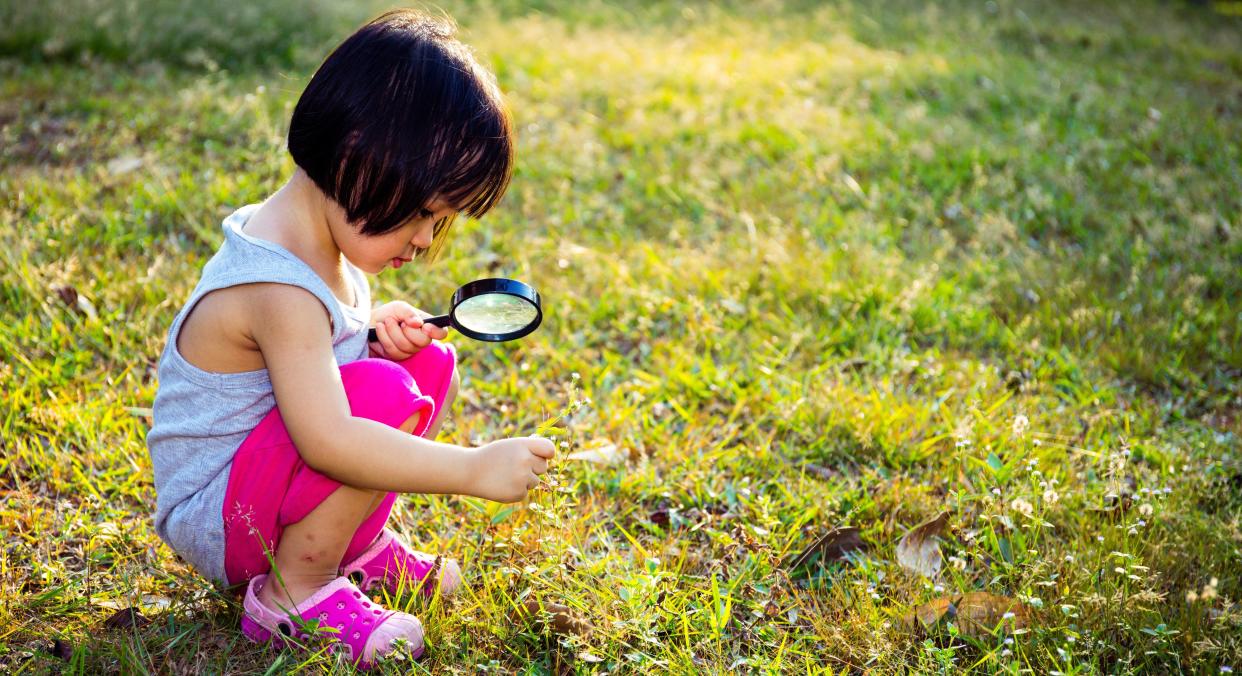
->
[248,169,344,269]
[245,169,357,306]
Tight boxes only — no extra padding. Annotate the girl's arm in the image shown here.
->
[246,283,551,502]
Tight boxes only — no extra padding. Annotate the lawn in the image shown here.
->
[1,0,1240,672]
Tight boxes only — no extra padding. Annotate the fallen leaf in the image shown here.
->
[54,285,98,320]
[786,526,865,571]
[802,463,841,480]
[896,511,950,578]
[46,639,73,660]
[106,155,143,175]
[904,592,1030,638]
[567,441,626,465]
[102,607,150,630]
[92,594,171,612]
[577,652,605,663]
[518,598,592,635]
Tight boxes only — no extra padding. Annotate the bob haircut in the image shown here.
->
[288,10,514,259]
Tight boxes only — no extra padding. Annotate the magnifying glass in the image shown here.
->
[367,277,543,343]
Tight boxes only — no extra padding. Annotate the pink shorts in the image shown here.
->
[221,343,457,586]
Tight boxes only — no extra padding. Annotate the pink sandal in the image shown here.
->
[241,574,424,667]
[340,528,462,597]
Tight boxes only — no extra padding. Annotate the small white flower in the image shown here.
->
[1043,489,1060,504]
[1187,590,1199,603]
[1138,503,1153,516]
[1011,498,1035,517]
[1012,414,1030,436]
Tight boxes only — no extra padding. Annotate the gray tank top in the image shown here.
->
[147,203,371,583]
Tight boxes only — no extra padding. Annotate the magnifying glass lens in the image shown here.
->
[453,293,539,335]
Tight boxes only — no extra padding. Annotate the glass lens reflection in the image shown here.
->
[453,293,538,335]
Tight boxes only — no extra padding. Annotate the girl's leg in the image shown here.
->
[224,345,458,589]
[256,484,383,609]
[253,394,425,609]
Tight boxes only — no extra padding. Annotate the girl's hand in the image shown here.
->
[369,300,449,361]
[468,437,556,503]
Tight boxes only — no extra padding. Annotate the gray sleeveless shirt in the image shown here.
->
[147,204,371,583]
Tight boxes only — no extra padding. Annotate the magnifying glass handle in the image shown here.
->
[365,314,452,342]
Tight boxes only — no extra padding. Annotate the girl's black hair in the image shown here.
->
[288,9,513,257]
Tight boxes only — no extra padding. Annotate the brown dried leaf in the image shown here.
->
[904,592,1030,638]
[101,607,150,630]
[786,527,865,571]
[54,284,97,319]
[896,511,950,578]
[519,598,592,635]
[47,639,73,661]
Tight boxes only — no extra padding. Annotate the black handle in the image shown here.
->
[366,313,452,342]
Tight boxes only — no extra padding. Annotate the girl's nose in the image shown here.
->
[411,222,435,250]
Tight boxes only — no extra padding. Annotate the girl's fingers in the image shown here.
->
[533,458,548,474]
[402,323,431,348]
[374,319,395,356]
[385,317,416,354]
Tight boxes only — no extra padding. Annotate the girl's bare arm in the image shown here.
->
[246,283,550,501]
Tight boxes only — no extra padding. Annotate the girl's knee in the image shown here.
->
[338,358,422,428]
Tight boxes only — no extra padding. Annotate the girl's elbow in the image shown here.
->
[288,425,347,473]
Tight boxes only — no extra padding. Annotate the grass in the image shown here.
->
[1,0,1240,672]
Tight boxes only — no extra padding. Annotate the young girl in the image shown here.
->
[146,10,554,667]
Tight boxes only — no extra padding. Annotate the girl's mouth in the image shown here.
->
[390,257,410,270]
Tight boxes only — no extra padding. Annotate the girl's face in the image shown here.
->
[330,197,457,274]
